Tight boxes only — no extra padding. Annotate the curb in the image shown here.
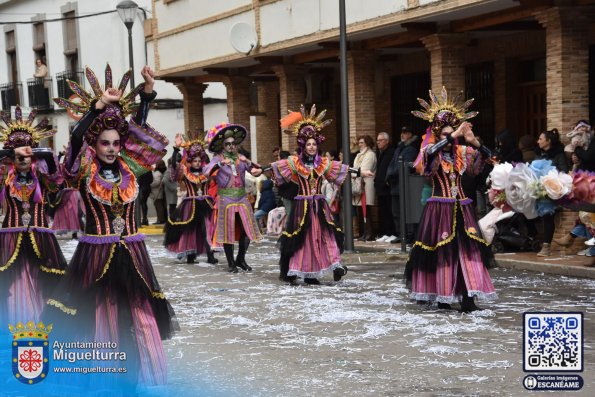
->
[494,257,595,279]
[352,243,595,279]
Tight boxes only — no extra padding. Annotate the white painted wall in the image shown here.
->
[154,0,251,32]
[0,0,187,158]
[157,10,255,70]
[152,0,412,59]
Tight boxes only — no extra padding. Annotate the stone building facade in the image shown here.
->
[148,0,595,247]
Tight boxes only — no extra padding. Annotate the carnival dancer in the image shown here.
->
[270,105,350,285]
[203,123,262,273]
[405,87,497,312]
[49,178,85,238]
[164,132,218,264]
[0,106,67,325]
[45,65,177,386]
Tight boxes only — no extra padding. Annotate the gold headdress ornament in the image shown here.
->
[53,64,144,118]
[0,106,56,149]
[411,86,478,133]
[280,104,332,147]
[180,128,209,162]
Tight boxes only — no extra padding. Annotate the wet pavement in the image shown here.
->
[56,235,595,397]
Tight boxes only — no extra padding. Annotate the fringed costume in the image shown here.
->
[0,106,67,325]
[164,135,217,264]
[203,123,261,273]
[45,65,177,386]
[405,87,497,311]
[49,178,85,234]
[273,105,349,283]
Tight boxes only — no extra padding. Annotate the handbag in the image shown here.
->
[352,176,363,195]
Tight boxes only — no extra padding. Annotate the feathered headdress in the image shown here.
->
[53,64,144,145]
[280,104,332,148]
[0,106,56,149]
[412,86,478,135]
[180,129,209,164]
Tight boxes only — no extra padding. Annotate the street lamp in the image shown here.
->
[116,0,139,87]
[339,0,354,251]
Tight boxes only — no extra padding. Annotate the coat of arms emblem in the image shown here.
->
[8,321,52,385]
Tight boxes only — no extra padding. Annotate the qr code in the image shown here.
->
[523,312,583,372]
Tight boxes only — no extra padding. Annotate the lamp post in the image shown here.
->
[116,0,139,87]
[339,0,354,251]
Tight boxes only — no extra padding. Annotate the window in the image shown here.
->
[62,10,79,72]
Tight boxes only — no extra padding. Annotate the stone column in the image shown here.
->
[421,33,466,93]
[535,6,590,134]
[223,76,252,128]
[272,65,307,151]
[253,80,281,164]
[347,50,376,140]
[176,81,206,132]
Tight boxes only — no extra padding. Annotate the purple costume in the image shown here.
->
[0,160,66,325]
[46,65,176,386]
[405,145,497,303]
[164,159,215,258]
[204,153,261,246]
[271,155,348,278]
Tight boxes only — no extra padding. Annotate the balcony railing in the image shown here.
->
[0,82,22,111]
[27,77,53,112]
[56,69,84,100]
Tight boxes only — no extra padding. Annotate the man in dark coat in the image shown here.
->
[373,131,396,242]
[386,126,420,244]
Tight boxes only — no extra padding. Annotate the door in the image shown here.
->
[519,82,546,139]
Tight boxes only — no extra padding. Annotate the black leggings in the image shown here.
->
[542,213,555,244]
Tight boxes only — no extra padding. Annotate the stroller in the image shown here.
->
[490,212,542,254]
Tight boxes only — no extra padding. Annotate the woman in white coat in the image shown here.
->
[352,134,377,241]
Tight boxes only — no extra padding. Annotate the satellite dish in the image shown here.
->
[230,22,258,55]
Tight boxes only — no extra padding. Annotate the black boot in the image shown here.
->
[278,254,293,281]
[460,295,481,313]
[304,278,320,285]
[437,302,452,310]
[223,244,238,273]
[206,248,218,264]
[333,265,348,281]
[186,253,197,264]
[235,236,252,271]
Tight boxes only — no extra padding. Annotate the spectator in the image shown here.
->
[254,179,275,231]
[150,160,167,224]
[553,211,595,258]
[386,126,419,244]
[535,128,569,256]
[276,150,298,226]
[374,131,396,242]
[348,136,359,167]
[572,121,595,172]
[462,136,492,217]
[352,135,377,241]
[494,128,522,163]
[272,146,280,162]
[138,170,153,226]
[34,58,48,79]
[163,158,179,218]
[518,134,537,163]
